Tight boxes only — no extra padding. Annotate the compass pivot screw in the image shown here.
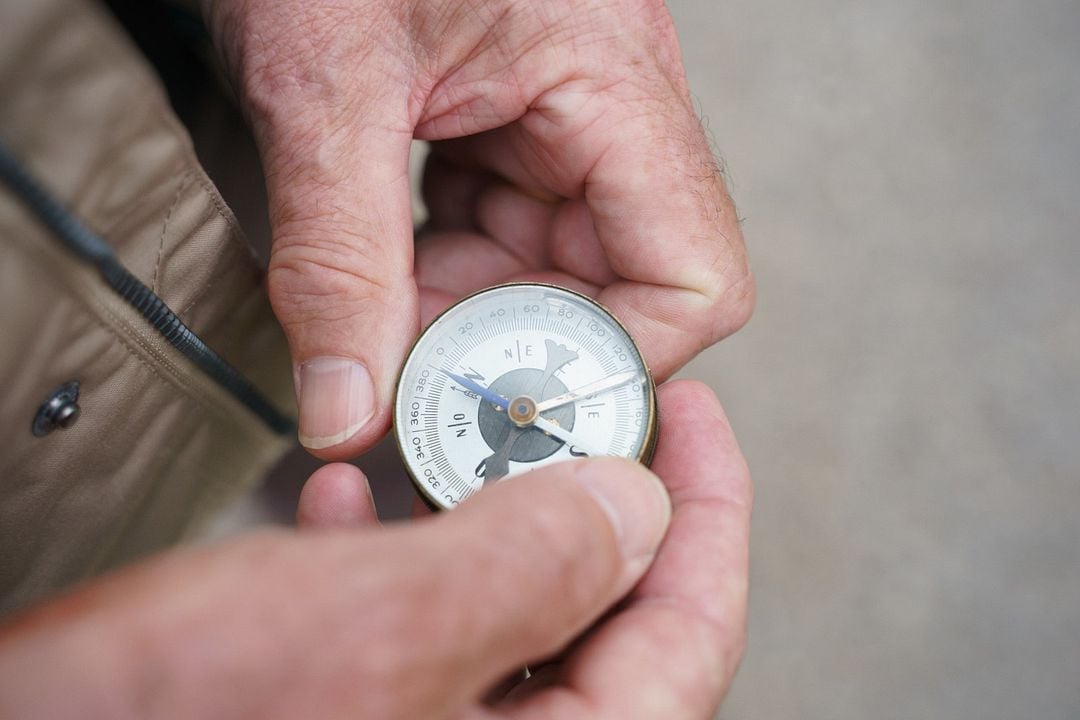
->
[508,395,538,427]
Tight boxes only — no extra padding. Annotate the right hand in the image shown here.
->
[0,381,751,719]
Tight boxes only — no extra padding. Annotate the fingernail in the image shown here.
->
[573,459,672,561]
[297,358,374,450]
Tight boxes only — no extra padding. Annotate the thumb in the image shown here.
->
[262,114,418,458]
[207,1,420,457]
[412,458,672,693]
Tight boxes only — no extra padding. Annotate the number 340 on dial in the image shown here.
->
[394,283,658,511]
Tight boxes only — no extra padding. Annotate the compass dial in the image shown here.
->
[394,283,657,510]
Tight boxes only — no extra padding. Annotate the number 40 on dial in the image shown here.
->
[394,283,658,511]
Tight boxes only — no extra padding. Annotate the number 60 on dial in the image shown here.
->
[394,283,658,511]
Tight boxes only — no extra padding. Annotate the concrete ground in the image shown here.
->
[202,0,1080,717]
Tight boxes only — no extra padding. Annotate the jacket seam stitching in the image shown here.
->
[151,171,191,293]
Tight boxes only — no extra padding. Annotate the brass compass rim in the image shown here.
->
[393,282,659,512]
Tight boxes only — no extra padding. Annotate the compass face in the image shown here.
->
[394,283,657,510]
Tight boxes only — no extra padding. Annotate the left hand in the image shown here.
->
[203,0,755,458]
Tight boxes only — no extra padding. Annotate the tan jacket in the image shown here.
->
[0,0,296,614]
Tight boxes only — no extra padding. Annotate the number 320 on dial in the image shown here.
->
[394,283,657,511]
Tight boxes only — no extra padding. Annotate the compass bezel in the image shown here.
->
[393,282,658,511]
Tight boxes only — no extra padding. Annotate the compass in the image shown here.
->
[393,283,658,510]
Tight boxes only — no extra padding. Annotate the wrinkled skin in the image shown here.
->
[0,2,754,718]
[203,0,753,454]
[0,382,751,719]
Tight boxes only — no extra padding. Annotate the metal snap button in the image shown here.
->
[32,381,81,437]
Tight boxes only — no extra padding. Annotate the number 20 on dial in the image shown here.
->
[394,283,657,510]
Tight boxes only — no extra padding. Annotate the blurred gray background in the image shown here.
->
[670,0,1080,717]
[202,0,1080,717]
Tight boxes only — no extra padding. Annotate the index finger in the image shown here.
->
[424,70,754,381]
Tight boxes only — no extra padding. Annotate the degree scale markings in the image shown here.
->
[396,285,654,510]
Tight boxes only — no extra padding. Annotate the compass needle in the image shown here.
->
[438,368,508,410]
[535,370,643,413]
[533,416,606,459]
[394,284,657,510]
[479,426,526,484]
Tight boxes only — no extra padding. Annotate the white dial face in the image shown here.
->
[394,284,655,510]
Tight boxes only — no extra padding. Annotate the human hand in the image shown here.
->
[299,379,753,718]
[203,0,754,457]
[0,381,750,718]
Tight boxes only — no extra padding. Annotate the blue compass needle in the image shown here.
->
[439,369,509,410]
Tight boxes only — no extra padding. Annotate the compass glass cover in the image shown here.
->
[394,284,654,510]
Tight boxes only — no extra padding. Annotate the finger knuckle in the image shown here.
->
[268,233,394,328]
[706,248,756,339]
[691,182,755,340]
